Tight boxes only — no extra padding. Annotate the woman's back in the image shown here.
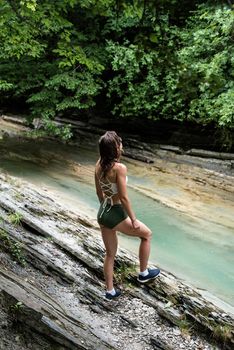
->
[96,162,122,204]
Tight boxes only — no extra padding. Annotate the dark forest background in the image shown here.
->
[0,1,233,149]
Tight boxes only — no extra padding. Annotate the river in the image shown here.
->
[0,136,233,311]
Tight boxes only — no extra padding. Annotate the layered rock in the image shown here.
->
[0,173,233,350]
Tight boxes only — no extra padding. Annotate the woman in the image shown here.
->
[95,131,160,299]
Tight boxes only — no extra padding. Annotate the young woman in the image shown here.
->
[95,131,160,299]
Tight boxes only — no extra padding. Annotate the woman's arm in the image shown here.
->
[95,167,104,203]
[116,164,139,228]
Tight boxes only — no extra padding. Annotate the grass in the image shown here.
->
[212,324,233,342]
[7,212,23,226]
[177,318,194,337]
[114,263,137,285]
[0,228,26,266]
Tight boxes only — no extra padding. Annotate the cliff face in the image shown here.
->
[0,173,233,350]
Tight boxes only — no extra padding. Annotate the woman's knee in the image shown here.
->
[148,228,152,240]
[141,227,152,240]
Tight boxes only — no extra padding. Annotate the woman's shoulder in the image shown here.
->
[95,159,102,168]
[114,162,127,174]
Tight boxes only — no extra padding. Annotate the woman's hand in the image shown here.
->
[131,218,140,229]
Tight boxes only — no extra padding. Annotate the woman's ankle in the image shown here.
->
[106,288,116,295]
[139,268,148,276]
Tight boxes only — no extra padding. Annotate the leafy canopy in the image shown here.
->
[0,0,233,142]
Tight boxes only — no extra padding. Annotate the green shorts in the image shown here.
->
[97,201,128,229]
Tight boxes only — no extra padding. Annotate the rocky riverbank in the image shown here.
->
[1,113,234,230]
[0,172,233,350]
[0,113,234,349]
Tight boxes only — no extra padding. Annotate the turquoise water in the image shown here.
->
[1,140,234,308]
[124,188,234,305]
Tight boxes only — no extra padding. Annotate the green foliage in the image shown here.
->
[43,120,73,141]
[10,301,24,324]
[114,263,137,284]
[212,324,233,342]
[106,41,164,119]
[0,228,26,266]
[106,2,234,133]
[7,212,23,226]
[176,4,234,128]
[0,0,233,141]
[0,80,14,91]
[177,317,193,337]
[0,0,105,137]
[10,301,24,312]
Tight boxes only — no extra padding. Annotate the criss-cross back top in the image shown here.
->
[98,171,128,218]
[98,174,117,218]
[99,176,118,198]
[99,174,128,200]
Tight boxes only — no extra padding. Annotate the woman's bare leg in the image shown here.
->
[100,225,118,290]
[113,218,152,272]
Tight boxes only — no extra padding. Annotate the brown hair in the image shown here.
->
[98,131,122,177]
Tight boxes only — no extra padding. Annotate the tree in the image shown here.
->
[0,1,233,145]
[0,0,106,137]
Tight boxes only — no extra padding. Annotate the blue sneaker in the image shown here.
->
[137,268,160,283]
[105,289,121,300]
